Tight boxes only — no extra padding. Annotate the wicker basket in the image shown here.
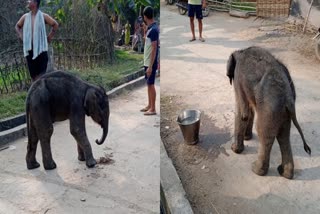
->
[257,0,291,17]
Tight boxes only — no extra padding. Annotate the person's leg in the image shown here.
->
[141,66,150,112]
[144,66,157,115]
[188,4,196,41]
[33,52,48,81]
[190,17,196,41]
[198,19,203,40]
[148,84,156,113]
[26,51,37,81]
[39,51,48,74]
[147,84,152,108]
[195,5,205,42]
[28,52,48,82]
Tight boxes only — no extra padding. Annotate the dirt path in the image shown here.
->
[0,80,160,214]
[161,2,320,214]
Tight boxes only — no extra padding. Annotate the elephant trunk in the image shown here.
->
[95,114,109,145]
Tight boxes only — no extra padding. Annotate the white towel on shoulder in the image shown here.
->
[23,10,48,59]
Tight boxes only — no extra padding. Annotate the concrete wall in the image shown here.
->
[291,0,320,28]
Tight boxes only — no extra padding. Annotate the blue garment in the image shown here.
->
[188,4,203,19]
[144,66,157,85]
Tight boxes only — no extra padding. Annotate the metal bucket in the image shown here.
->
[177,109,201,145]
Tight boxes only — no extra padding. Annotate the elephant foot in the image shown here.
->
[44,160,57,170]
[252,160,269,176]
[27,161,40,170]
[244,132,253,141]
[78,154,85,161]
[277,164,294,179]
[231,143,244,154]
[86,158,97,168]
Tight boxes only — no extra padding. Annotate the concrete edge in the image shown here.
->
[0,113,26,132]
[107,76,146,99]
[0,76,147,147]
[0,124,27,148]
[160,140,194,214]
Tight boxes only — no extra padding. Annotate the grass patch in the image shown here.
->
[70,49,144,90]
[0,49,144,119]
[0,91,27,120]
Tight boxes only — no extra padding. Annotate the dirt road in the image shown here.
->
[161,2,320,214]
[0,80,160,214]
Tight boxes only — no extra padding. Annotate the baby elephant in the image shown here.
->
[227,46,311,179]
[26,71,110,170]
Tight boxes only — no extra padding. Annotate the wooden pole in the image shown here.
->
[303,0,314,33]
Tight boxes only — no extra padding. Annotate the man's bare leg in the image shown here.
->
[141,86,151,112]
[198,19,205,42]
[189,17,196,41]
[148,84,156,112]
[144,84,156,115]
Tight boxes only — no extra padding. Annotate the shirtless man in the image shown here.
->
[15,0,58,81]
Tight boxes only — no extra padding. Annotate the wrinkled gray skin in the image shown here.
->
[26,71,110,170]
[227,46,311,179]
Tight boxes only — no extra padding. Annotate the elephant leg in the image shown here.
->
[252,114,276,176]
[38,125,56,170]
[70,116,97,168]
[77,144,85,161]
[26,119,40,169]
[232,92,249,154]
[277,119,294,179]
[244,107,254,141]
[31,107,56,170]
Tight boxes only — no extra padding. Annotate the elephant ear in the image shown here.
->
[98,85,106,94]
[84,88,97,116]
[227,53,236,85]
[96,85,109,110]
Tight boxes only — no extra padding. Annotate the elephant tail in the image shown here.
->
[287,103,311,156]
[226,52,236,85]
[26,95,31,142]
[25,93,37,143]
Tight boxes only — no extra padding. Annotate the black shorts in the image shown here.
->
[144,65,157,85]
[26,51,48,80]
[188,4,203,19]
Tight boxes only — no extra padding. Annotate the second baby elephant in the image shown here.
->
[227,46,311,179]
[26,71,110,170]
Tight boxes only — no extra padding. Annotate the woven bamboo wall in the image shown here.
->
[257,0,291,17]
